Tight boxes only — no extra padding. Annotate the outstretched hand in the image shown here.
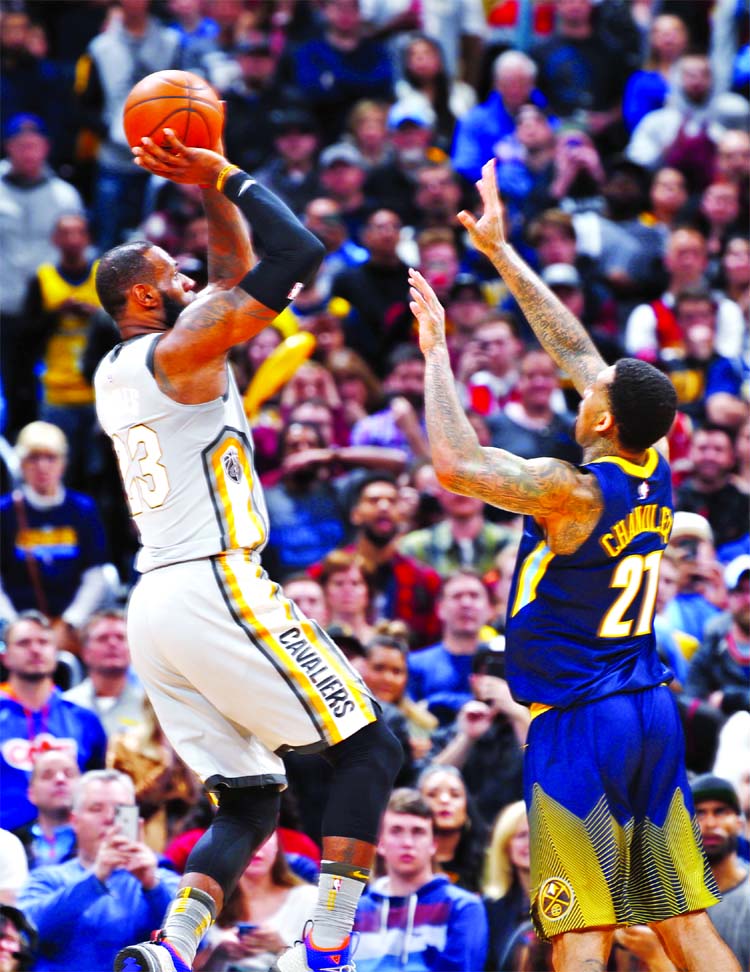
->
[456,158,507,259]
[409,268,446,355]
[132,128,226,186]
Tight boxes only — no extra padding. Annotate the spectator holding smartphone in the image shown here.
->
[426,643,527,827]
[18,770,179,971]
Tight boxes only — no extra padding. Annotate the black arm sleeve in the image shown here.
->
[222,170,325,312]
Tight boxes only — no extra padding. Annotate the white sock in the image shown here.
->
[310,861,370,948]
[161,887,216,963]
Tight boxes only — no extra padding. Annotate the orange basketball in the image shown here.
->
[123,70,223,150]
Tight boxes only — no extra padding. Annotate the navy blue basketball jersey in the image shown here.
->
[506,448,674,708]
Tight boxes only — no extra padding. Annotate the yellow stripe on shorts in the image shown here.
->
[217,553,341,744]
[267,563,375,726]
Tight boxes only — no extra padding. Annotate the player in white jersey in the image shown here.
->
[94,130,401,972]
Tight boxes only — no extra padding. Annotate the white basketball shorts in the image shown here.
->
[127,550,378,790]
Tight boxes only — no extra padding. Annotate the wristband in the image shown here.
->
[215,163,239,193]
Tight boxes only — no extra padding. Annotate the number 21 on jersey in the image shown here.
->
[599,550,663,638]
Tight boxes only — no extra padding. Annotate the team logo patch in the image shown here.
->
[222,447,243,484]
[539,877,574,921]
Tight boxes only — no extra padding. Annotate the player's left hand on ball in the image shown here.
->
[132,128,225,186]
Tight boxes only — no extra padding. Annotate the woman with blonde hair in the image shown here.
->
[345,99,392,169]
[623,14,689,131]
[107,696,201,852]
[483,800,531,970]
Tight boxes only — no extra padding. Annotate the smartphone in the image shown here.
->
[236,923,258,936]
[114,804,139,842]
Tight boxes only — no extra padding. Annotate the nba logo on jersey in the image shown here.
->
[222,447,243,484]
[638,481,650,501]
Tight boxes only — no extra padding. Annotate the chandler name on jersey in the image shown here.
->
[506,448,674,708]
[94,334,269,573]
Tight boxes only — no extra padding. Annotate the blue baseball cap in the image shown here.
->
[3,113,48,140]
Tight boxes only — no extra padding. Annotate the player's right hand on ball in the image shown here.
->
[132,128,225,186]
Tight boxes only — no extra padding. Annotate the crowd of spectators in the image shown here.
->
[0,0,748,969]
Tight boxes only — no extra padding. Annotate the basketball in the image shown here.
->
[123,70,223,150]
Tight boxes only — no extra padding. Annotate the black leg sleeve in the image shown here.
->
[320,720,403,845]
[184,784,281,898]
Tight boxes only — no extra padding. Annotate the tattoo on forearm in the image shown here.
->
[425,349,602,534]
[495,246,605,391]
[202,190,253,281]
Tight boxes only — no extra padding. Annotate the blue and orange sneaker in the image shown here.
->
[113,933,190,972]
[271,925,356,972]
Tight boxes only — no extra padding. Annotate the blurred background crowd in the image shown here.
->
[0,0,748,969]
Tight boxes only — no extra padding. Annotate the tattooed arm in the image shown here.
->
[458,159,606,396]
[201,184,254,286]
[131,133,294,400]
[410,269,603,552]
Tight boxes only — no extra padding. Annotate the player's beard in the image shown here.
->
[162,293,185,328]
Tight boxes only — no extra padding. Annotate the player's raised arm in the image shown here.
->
[458,159,606,396]
[132,130,324,357]
[410,268,598,538]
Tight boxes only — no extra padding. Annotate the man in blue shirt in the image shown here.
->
[19,769,179,971]
[451,50,544,184]
[408,570,493,721]
[0,612,107,832]
[12,748,80,869]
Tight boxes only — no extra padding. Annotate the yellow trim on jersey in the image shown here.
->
[530,702,555,721]
[36,262,100,405]
[210,436,265,547]
[588,448,658,479]
[511,541,555,617]
[266,555,375,726]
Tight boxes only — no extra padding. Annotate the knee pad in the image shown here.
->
[321,719,402,844]
[184,784,280,898]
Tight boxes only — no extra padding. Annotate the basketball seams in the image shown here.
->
[125,95,221,110]
[140,108,210,144]
[122,69,222,149]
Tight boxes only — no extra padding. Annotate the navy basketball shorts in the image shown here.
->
[524,685,719,941]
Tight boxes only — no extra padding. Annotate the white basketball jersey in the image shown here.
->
[94,334,269,573]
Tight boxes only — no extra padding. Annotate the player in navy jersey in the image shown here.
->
[410,159,739,972]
